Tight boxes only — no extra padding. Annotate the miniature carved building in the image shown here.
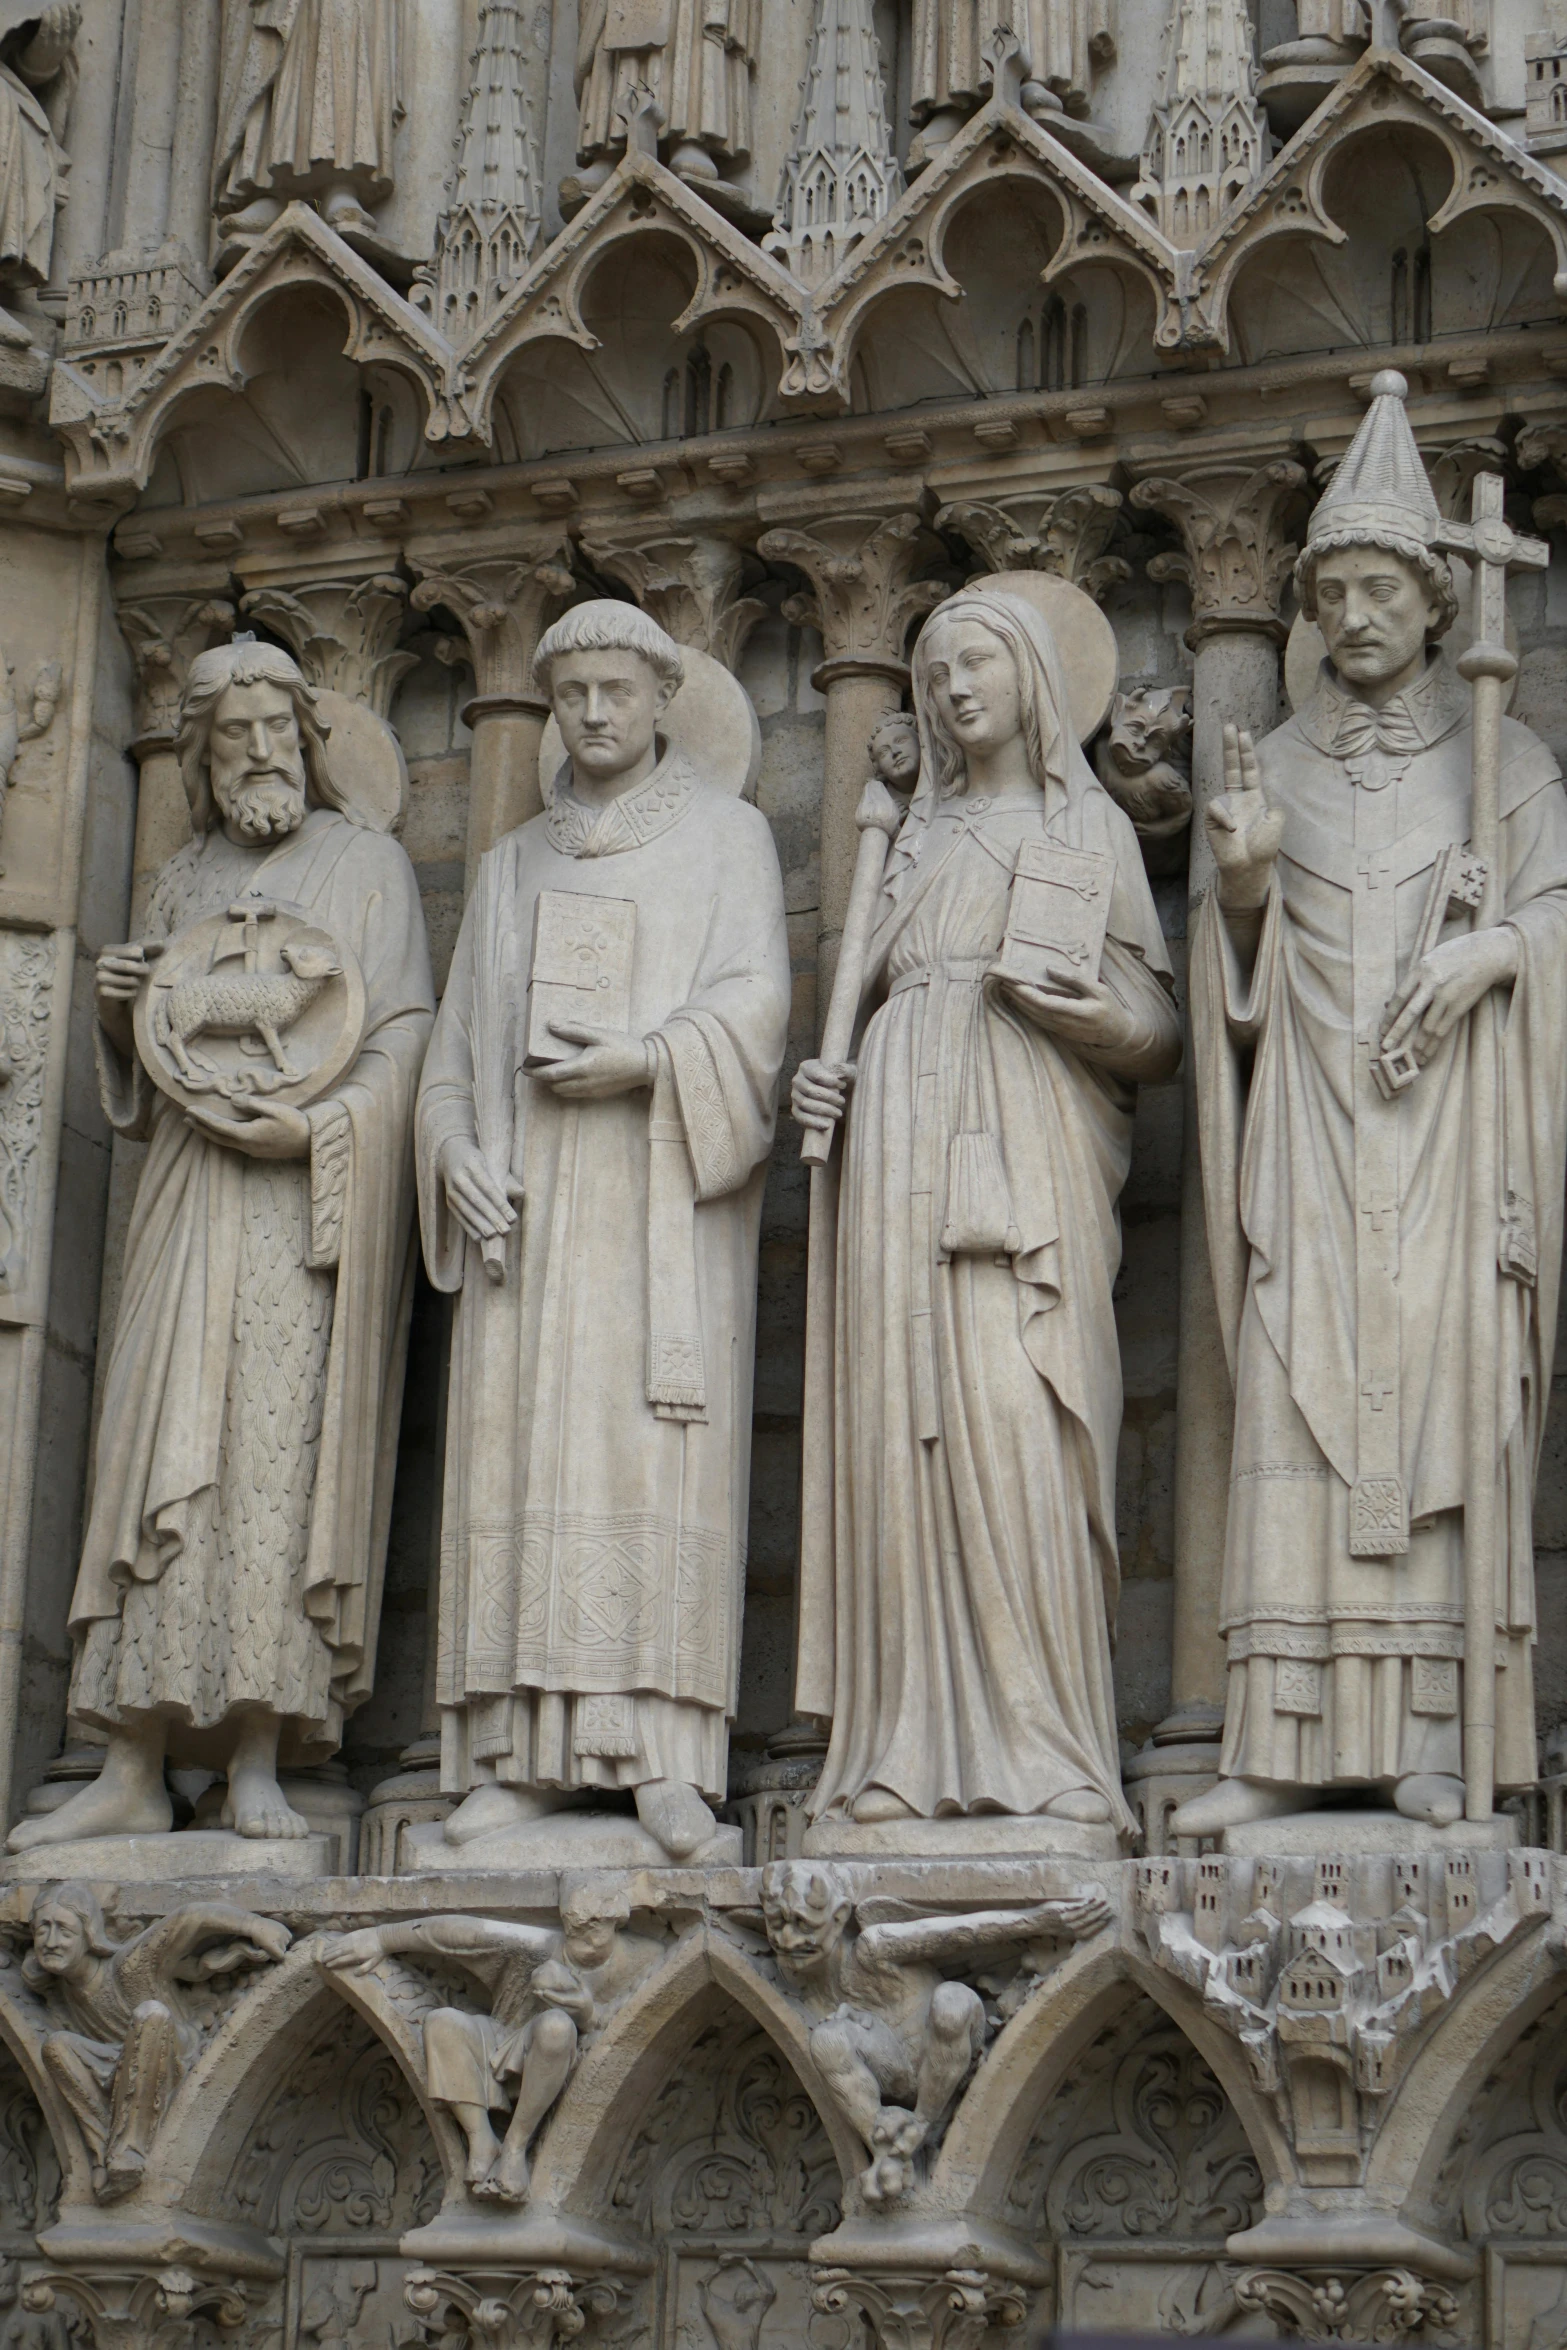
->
[0,4,1564,2347]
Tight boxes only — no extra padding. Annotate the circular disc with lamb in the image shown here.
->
[135,897,367,1115]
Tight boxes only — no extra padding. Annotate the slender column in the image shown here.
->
[1128,458,1307,1744]
[114,590,236,926]
[577,531,767,671]
[755,512,944,1017]
[407,534,575,889]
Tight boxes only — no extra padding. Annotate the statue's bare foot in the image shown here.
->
[224,1767,311,1841]
[1393,1773,1465,1828]
[443,1782,558,1847]
[851,1785,917,1824]
[635,1777,715,1859]
[7,1764,170,1852]
[1043,1787,1114,1824]
[1170,1777,1312,1838]
[486,2146,532,2203]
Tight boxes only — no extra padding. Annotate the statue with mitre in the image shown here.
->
[1175,373,1567,1841]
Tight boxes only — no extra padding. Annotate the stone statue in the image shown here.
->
[416,601,789,1864]
[571,0,756,191]
[212,0,402,260]
[0,3,77,345]
[911,0,1113,145]
[1174,374,1567,1840]
[792,589,1181,1837]
[321,1888,663,2202]
[758,1859,1110,2205]
[1094,684,1193,874]
[25,1881,292,2201]
[8,638,433,1856]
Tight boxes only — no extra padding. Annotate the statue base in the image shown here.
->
[1222,1808,1520,1858]
[802,1814,1122,1862]
[402,1813,744,1873]
[1,1828,338,1883]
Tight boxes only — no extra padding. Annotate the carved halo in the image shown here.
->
[135,902,368,1117]
[924,571,1119,744]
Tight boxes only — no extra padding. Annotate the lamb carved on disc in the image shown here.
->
[151,902,343,1091]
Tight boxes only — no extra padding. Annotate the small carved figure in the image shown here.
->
[758,1859,1110,2205]
[0,650,59,824]
[322,1888,663,2203]
[911,0,1112,145]
[867,709,922,795]
[418,602,789,1864]
[1094,685,1193,874]
[9,639,433,1856]
[0,3,77,346]
[25,1882,291,2202]
[212,0,401,261]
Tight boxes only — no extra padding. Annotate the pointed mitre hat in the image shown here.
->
[1295,369,1458,633]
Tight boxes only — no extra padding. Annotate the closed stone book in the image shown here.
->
[524,889,638,1068]
[991,839,1114,991]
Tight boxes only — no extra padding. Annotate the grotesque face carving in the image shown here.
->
[549,646,677,790]
[208,678,309,843]
[920,617,1025,764]
[760,1861,853,1979]
[1310,546,1443,699]
[561,1914,618,1970]
[32,1900,90,1975]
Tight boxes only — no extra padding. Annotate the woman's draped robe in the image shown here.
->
[71,810,433,1764]
[1192,659,1567,1791]
[416,754,790,1806]
[806,775,1177,1828]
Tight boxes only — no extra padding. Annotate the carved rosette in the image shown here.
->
[114,592,236,752]
[404,2264,632,2349]
[937,486,1132,603]
[238,575,417,716]
[812,2264,1032,2350]
[1130,459,1309,649]
[1232,2265,1460,2342]
[755,511,947,687]
[22,2263,249,2350]
[408,539,577,723]
[578,532,767,670]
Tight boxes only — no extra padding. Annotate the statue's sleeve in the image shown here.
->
[299,837,434,1708]
[1190,875,1286,1380]
[655,802,791,1201]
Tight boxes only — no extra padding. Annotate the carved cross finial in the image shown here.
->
[620,82,663,159]
[982,24,1027,111]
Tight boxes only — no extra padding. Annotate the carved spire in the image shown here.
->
[766,0,902,288]
[1132,0,1269,250]
[414,0,542,341]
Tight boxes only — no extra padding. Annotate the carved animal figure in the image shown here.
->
[1095,685,1193,874]
[153,934,342,1086]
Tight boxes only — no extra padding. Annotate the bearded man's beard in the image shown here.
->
[221,771,307,841]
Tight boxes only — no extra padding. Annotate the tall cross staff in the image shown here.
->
[1433,477,1547,1820]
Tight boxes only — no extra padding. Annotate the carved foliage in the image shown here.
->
[937,486,1130,603]
[0,932,53,1299]
[1232,2266,1459,2342]
[578,535,766,670]
[757,512,946,673]
[1131,458,1308,642]
[1435,1991,1567,2244]
[224,2014,441,2237]
[813,2265,1029,2350]
[1004,2001,1263,2243]
[238,576,417,716]
[408,542,576,704]
[115,595,236,744]
[0,2044,59,2237]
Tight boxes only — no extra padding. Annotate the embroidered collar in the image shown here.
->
[545,744,696,858]
[1297,654,1467,789]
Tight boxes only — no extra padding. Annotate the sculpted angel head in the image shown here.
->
[534,600,684,792]
[178,638,334,844]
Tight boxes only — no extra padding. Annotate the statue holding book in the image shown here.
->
[415,602,790,1865]
[791,587,1181,1841]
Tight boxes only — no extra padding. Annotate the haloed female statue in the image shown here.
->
[793,590,1180,1839]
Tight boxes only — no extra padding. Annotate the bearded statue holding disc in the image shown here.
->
[10,637,433,1859]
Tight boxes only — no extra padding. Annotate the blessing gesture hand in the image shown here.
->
[1206,724,1284,911]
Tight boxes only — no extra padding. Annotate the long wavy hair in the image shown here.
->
[176,638,338,834]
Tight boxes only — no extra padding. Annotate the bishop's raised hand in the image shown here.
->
[1206,723,1284,912]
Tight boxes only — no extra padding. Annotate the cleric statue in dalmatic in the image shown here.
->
[1177,376,1567,1840]
[11,638,433,1856]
